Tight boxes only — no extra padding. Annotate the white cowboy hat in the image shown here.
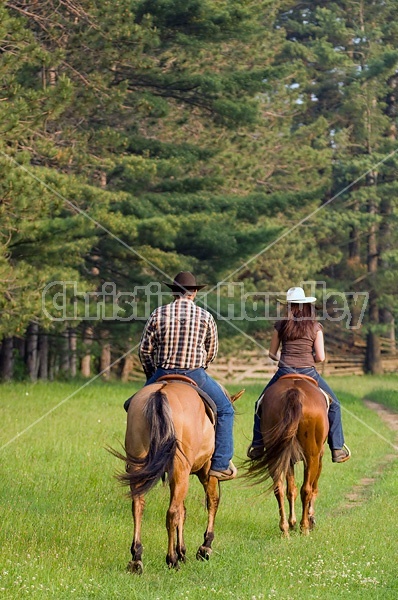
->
[278,287,317,304]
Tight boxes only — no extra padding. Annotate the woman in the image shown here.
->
[248,286,351,463]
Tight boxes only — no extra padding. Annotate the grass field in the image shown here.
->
[1,375,397,599]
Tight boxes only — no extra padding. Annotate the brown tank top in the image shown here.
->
[275,320,322,368]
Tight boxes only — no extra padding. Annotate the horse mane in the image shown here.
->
[109,388,180,497]
[246,387,305,491]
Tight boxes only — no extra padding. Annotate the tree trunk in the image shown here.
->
[121,352,135,382]
[377,74,398,359]
[365,184,383,374]
[0,337,14,381]
[26,322,39,381]
[348,198,361,262]
[378,196,395,355]
[48,338,56,381]
[59,330,70,375]
[366,328,383,374]
[100,330,111,379]
[38,333,49,380]
[386,73,398,139]
[69,329,77,377]
[81,326,93,378]
[347,198,362,336]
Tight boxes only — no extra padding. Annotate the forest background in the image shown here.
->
[1,0,397,383]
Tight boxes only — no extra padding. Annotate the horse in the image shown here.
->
[245,374,329,536]
[109,376,244,573]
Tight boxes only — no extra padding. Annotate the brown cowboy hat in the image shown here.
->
[164,271,206,292]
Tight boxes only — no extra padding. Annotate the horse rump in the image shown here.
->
[109,389,180,497]
[246,386,305,489]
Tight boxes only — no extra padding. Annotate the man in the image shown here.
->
[138,271,236,481]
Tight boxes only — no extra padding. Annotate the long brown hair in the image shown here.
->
[278,303,317,341]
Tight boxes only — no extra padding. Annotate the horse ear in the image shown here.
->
[230,389,245,403]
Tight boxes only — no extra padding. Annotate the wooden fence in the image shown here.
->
[125,340,398,384]
[207,348,398,384]
[206,352,368,384]
[207,353,275,384]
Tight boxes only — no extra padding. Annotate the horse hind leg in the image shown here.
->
[176,504,187,563]
[196,470,220,561]
[166,475,189,569]
[274,478,289,537]
[127,494,145,575]
[286,463,298,530]
[300,456,320,535]
[308,451,324,530]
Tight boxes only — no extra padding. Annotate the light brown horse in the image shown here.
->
[110,377,243,573]
[246,375,329,536]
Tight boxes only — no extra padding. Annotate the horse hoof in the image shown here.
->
[127,560,144,575]
[300,528,310,536]
[281,531,290,539]
[196,546,212,561]
[166,556,180,570]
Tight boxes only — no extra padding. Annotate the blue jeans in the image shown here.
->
[146,367,234,471]
[251,366,345,451]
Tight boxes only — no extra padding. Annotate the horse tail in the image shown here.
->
[110,388,179,497]
[247,387,305,490]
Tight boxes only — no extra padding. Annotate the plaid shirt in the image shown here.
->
[138,297,218,377]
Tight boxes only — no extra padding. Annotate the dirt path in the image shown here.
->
[363,400,398,432]
[342,400,398,508]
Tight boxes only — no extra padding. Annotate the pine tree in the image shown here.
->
[270,0,398,370]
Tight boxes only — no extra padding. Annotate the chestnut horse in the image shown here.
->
[246,375,329,535]
[110,377,243,573]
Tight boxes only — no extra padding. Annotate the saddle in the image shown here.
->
[156,374,217,425]
[256,373,331,414]
[278,373,318,386]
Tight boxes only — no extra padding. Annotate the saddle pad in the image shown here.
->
[319,387,331,411]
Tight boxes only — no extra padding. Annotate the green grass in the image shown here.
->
[0,376,397,599]
[330,373,398,411]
